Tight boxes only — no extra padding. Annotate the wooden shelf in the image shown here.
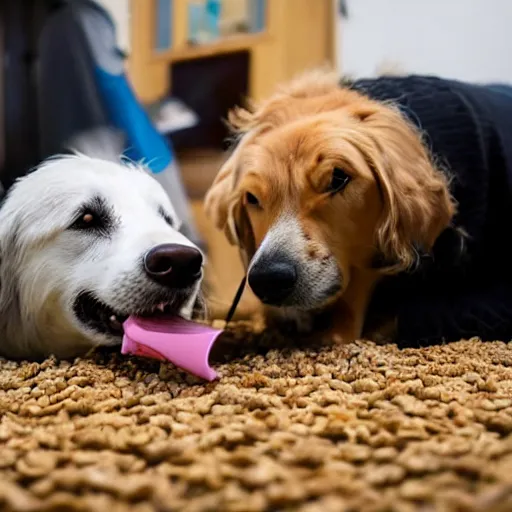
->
[152,32,269,63]
[128,0,334,104]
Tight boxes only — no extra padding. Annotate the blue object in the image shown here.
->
[76,0,175,174]
[36,0,202,245]
[188,2,204,43]
[250,0,266,33]
[94,68,173,174]
[156,0,173,51]
[75,0,201,244]
[205,0,221,39]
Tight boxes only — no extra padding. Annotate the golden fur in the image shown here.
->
[205,69,456,341]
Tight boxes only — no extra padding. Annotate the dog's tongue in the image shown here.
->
[121,316,223,381]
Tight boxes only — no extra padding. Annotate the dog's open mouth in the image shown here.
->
[73,291,183,337]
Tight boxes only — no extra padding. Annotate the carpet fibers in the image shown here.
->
[2,323,512,512]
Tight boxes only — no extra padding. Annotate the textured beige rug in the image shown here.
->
[1,323,512,512]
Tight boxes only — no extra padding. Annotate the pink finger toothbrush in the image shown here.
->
[121,316,223,381]
[121,276,247,381]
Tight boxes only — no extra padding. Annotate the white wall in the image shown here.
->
[337,0,512,83]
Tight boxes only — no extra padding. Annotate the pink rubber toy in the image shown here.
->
[121,316,223,381]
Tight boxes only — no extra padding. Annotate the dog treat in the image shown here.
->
[121,316,223,380]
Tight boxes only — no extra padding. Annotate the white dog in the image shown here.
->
[0,135,203,360]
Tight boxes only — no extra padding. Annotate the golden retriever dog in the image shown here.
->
[205,69,512,345]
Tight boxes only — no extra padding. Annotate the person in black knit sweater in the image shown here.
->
[350,76,512,346]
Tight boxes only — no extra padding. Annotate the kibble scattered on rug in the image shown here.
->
[2,323,512,512]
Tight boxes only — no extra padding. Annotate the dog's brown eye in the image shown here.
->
[245,192,260,207]
[69,196,116,235]
[72,211,98,229]
[328,167,351,194]
[71,209,105,231]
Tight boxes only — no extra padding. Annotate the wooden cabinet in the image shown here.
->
[127,0,335,104]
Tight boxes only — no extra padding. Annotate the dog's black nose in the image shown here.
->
[248,259,297,305]
[144,243,203,288]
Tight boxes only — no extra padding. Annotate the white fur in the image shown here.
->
[248,214,341,335]
[249,214,340,309]
[0,153,202,359]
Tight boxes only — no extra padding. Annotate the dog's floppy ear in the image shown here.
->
[230,199,256,269]
[361,106,456,273]
[205,146,243,247]
[205,138,257,268]
[205,114,267,246]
